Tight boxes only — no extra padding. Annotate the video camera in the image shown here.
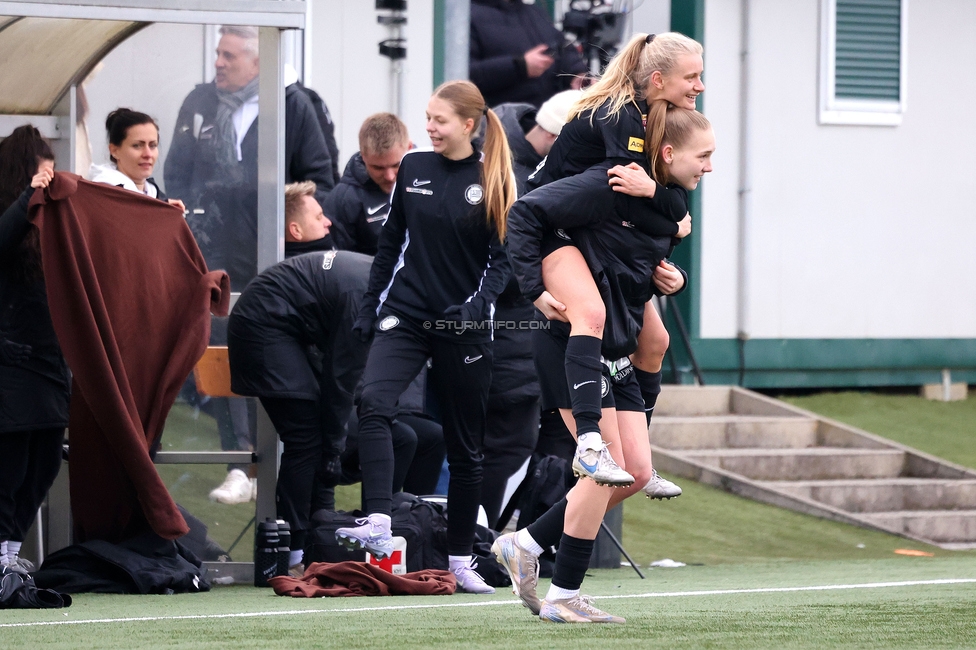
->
[560,0,629,72]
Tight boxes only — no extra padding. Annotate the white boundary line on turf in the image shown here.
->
[3,578,975,629]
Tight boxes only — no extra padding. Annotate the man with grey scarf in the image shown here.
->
[165,25,336,506]
[166,25,335,293]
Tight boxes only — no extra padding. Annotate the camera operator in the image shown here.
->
[470,0,587,108]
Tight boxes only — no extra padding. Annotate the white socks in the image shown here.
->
[7,540,20,561]
[545,584,580,601]
[515,530,544,556]
[577,431,603,452]
[289,549,304,567]
[448,555,473,571]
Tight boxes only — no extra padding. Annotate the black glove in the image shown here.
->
[0,339,31,366]
[442,303,479,333]
[351,315,375,343]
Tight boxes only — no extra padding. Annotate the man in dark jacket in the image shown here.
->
[165,26,336,505]
[284,180,336,259]
[164,25,335,292]
[470,0,588,108]
[325,113,410,255]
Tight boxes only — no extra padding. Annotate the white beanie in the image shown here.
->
[535,89,584,136]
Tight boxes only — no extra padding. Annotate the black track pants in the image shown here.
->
[358,316,492,555]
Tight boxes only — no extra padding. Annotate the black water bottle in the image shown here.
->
[254,518,279,587]
[275,519,292,577]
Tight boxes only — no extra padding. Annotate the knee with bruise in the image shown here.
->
[572,299,606,337]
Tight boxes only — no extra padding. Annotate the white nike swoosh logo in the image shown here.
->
[412,179,431,187]
[366,204,387,215]
[464,355,483,364]
[573,380,596,389]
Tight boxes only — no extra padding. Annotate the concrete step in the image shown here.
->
[656,385,806,418]
[679,447,906,481]
[859,510,976,544]
[655,386,732,416]
[758,478,976,513]
[650,415,820,449]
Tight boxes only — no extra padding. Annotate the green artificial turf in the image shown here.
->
[778,390,976,469]
[619,472,975,567]
[161,391,976,566]
[3,558,976,649]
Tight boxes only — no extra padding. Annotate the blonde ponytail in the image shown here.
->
[433,80,515,241]
[480,108,515,241]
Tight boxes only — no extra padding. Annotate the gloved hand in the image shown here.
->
[442,302,479,333]
[0,339,31,366]
[351,316,375,343]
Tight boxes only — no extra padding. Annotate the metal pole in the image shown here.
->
[255,25,285,532]
[599,521,645,579]
[443,0,470,81]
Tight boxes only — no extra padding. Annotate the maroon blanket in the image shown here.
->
[269,562,457,597]
[31,173,229,542]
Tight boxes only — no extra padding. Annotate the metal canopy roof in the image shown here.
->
[0,1,304,115]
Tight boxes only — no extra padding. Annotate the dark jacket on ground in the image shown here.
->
[356,149,511,344]
[324,153,391,256]
[0,187,70,434]
[164,81,335,291]
[493,102,544,194]
[470,0,587,108]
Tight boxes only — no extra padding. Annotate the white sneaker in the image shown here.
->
[335,514,396,559]
[572,444,635,487]
[452,559,495,594]
[209,469,253,505]
[642,469,682,499]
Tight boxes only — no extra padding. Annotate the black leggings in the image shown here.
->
[0,428,64,542]
[357,317,492,556]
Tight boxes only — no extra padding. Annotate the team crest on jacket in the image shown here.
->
[379,315,400,331]
[465,184,484,205]
[321,250,337,270]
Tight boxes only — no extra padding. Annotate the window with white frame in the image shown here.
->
[820,0,907,126]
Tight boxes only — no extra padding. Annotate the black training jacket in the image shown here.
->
[228,251,372,400]
[509,162,687,303]
[325,152,392,256]
[356,148,511,343]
